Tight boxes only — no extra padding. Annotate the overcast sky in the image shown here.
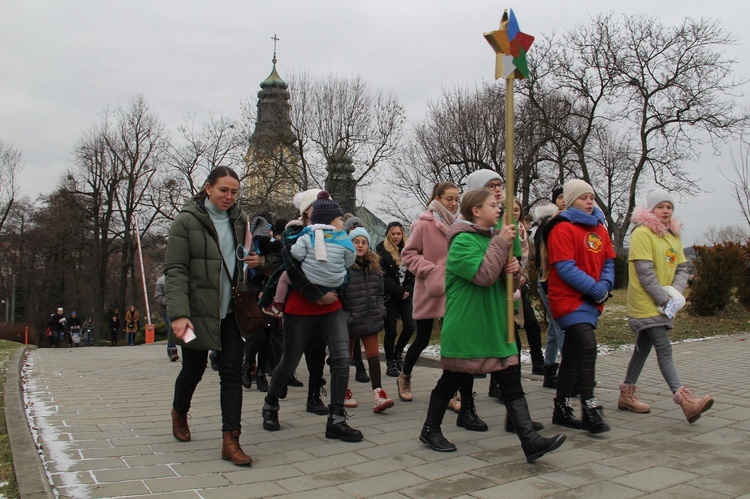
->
[1,0,748,245]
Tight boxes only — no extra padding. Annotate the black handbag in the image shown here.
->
[222,259,263,336]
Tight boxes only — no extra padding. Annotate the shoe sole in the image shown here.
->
[552,417,583,430]
[526,433,566,463]
[373,400,395,413]
[419,435,456,452]
[617,404,651,413]
[344,403,358,408]
[687,398,714,423]
[325,431,363,442]
[398,394,413,402]
[306,407,328,415]
[263,424,280,431]
[456,420,489,432]
[583,424,611,434]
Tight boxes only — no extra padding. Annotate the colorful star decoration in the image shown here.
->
[484,9,534,80]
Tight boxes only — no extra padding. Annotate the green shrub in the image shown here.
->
[689,242,746,316]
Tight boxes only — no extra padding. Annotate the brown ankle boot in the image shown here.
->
[617,383,651,413]
[221,430,253,466]
[673,386,714,423]
[171,408,190,442]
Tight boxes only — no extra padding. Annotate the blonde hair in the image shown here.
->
[383,224,407,265]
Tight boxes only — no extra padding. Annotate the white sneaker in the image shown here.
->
[373,388,395,413]
[344,388,358,408]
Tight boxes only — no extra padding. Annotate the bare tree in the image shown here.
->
[724,139,750,229]
[0,140,23,234]
[522,13,748,253]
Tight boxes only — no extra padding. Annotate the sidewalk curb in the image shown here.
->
[5,346,54,498]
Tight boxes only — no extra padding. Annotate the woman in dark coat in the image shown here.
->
[164,166,264,466]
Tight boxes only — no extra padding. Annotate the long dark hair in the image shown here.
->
[197,167,241,203]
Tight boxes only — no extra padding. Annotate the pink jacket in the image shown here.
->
[402,210,449,320]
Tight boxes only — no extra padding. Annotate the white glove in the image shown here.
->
[656,285,686,318]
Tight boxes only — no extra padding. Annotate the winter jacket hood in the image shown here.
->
[631,206,682,237]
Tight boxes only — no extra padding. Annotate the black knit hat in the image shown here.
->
[551,184,564,203]
[310,191,344,225]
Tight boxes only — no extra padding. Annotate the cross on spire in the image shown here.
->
[271,34,280,65]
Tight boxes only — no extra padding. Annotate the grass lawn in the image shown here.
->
[0,340,22,498]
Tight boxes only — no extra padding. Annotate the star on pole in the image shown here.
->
[483,9,534,80]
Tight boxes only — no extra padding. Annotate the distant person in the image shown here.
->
[108,314,120,346]
[67,310,82,347]
[48,307,66,348]
[83,317,94,346]
[155,275,179,361]
[618,189,713,423]
[125,306,139,346]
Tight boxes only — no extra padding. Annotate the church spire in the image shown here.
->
[252,33,293,142]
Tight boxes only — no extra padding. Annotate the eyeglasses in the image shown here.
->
[485,182,504,190]
[440,196,459,203]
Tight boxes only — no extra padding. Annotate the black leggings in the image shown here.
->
[402,318,434,376]
[383,297,415,361]
[556,322,597,400]
[173,314,244,431]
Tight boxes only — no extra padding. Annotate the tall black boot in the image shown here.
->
[306,377,328,415]
[552,397,583,429]
[505,397,566,463]
[325,403,363,442]
[420,387,457,452]
[456,392,488,431]
[542,363,559,389]
[582,398,610,434]
[505,412,544,433]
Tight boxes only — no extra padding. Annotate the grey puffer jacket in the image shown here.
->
[164,196,247,351]
[341,253,386,337]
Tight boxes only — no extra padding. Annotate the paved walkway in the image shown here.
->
[9,335,750,498]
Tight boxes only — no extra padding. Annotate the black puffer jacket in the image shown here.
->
[341,253,386,337]
[375,241,415,301]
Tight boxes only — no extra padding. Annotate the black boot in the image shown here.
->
[306,378,328,415]
[262,398,280,431]
[505,412,544,433]
[582,398,610,434]
[531,360,544,376]
[255,371,269,392]
[287,372,304,387]
[354,359,370,383]
[325,403,363,442]
[385,359,399,377]
[552,397,583,429]
[488,380,504,403]
[241,362,253,389]
[456,392,488,431]
[505,397,566,463]
[542,363,558,389]
[419,425,456,452]
[394,351,404,372]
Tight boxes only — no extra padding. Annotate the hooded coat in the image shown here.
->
[164,196,248,351]
[341,252,387,336]
[401,210,450,320]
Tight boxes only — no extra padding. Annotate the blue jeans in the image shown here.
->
[538,281,564,366]
[269,309,350,405]
[161,306,175,354]
[624,325,682,393]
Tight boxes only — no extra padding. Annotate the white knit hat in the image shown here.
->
[293,188,322,216]
[465,169,503,192]
[563,179,594,209]
[645,189,675,212]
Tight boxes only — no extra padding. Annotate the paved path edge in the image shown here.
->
[5,345,54,499]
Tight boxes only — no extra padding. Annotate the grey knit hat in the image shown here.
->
[465,169,503,192]
[645,189,675,212]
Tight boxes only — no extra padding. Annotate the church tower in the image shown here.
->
[244,36,300,209]
[325,148,356,215]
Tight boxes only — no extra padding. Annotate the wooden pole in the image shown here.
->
[505,77,515,344]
